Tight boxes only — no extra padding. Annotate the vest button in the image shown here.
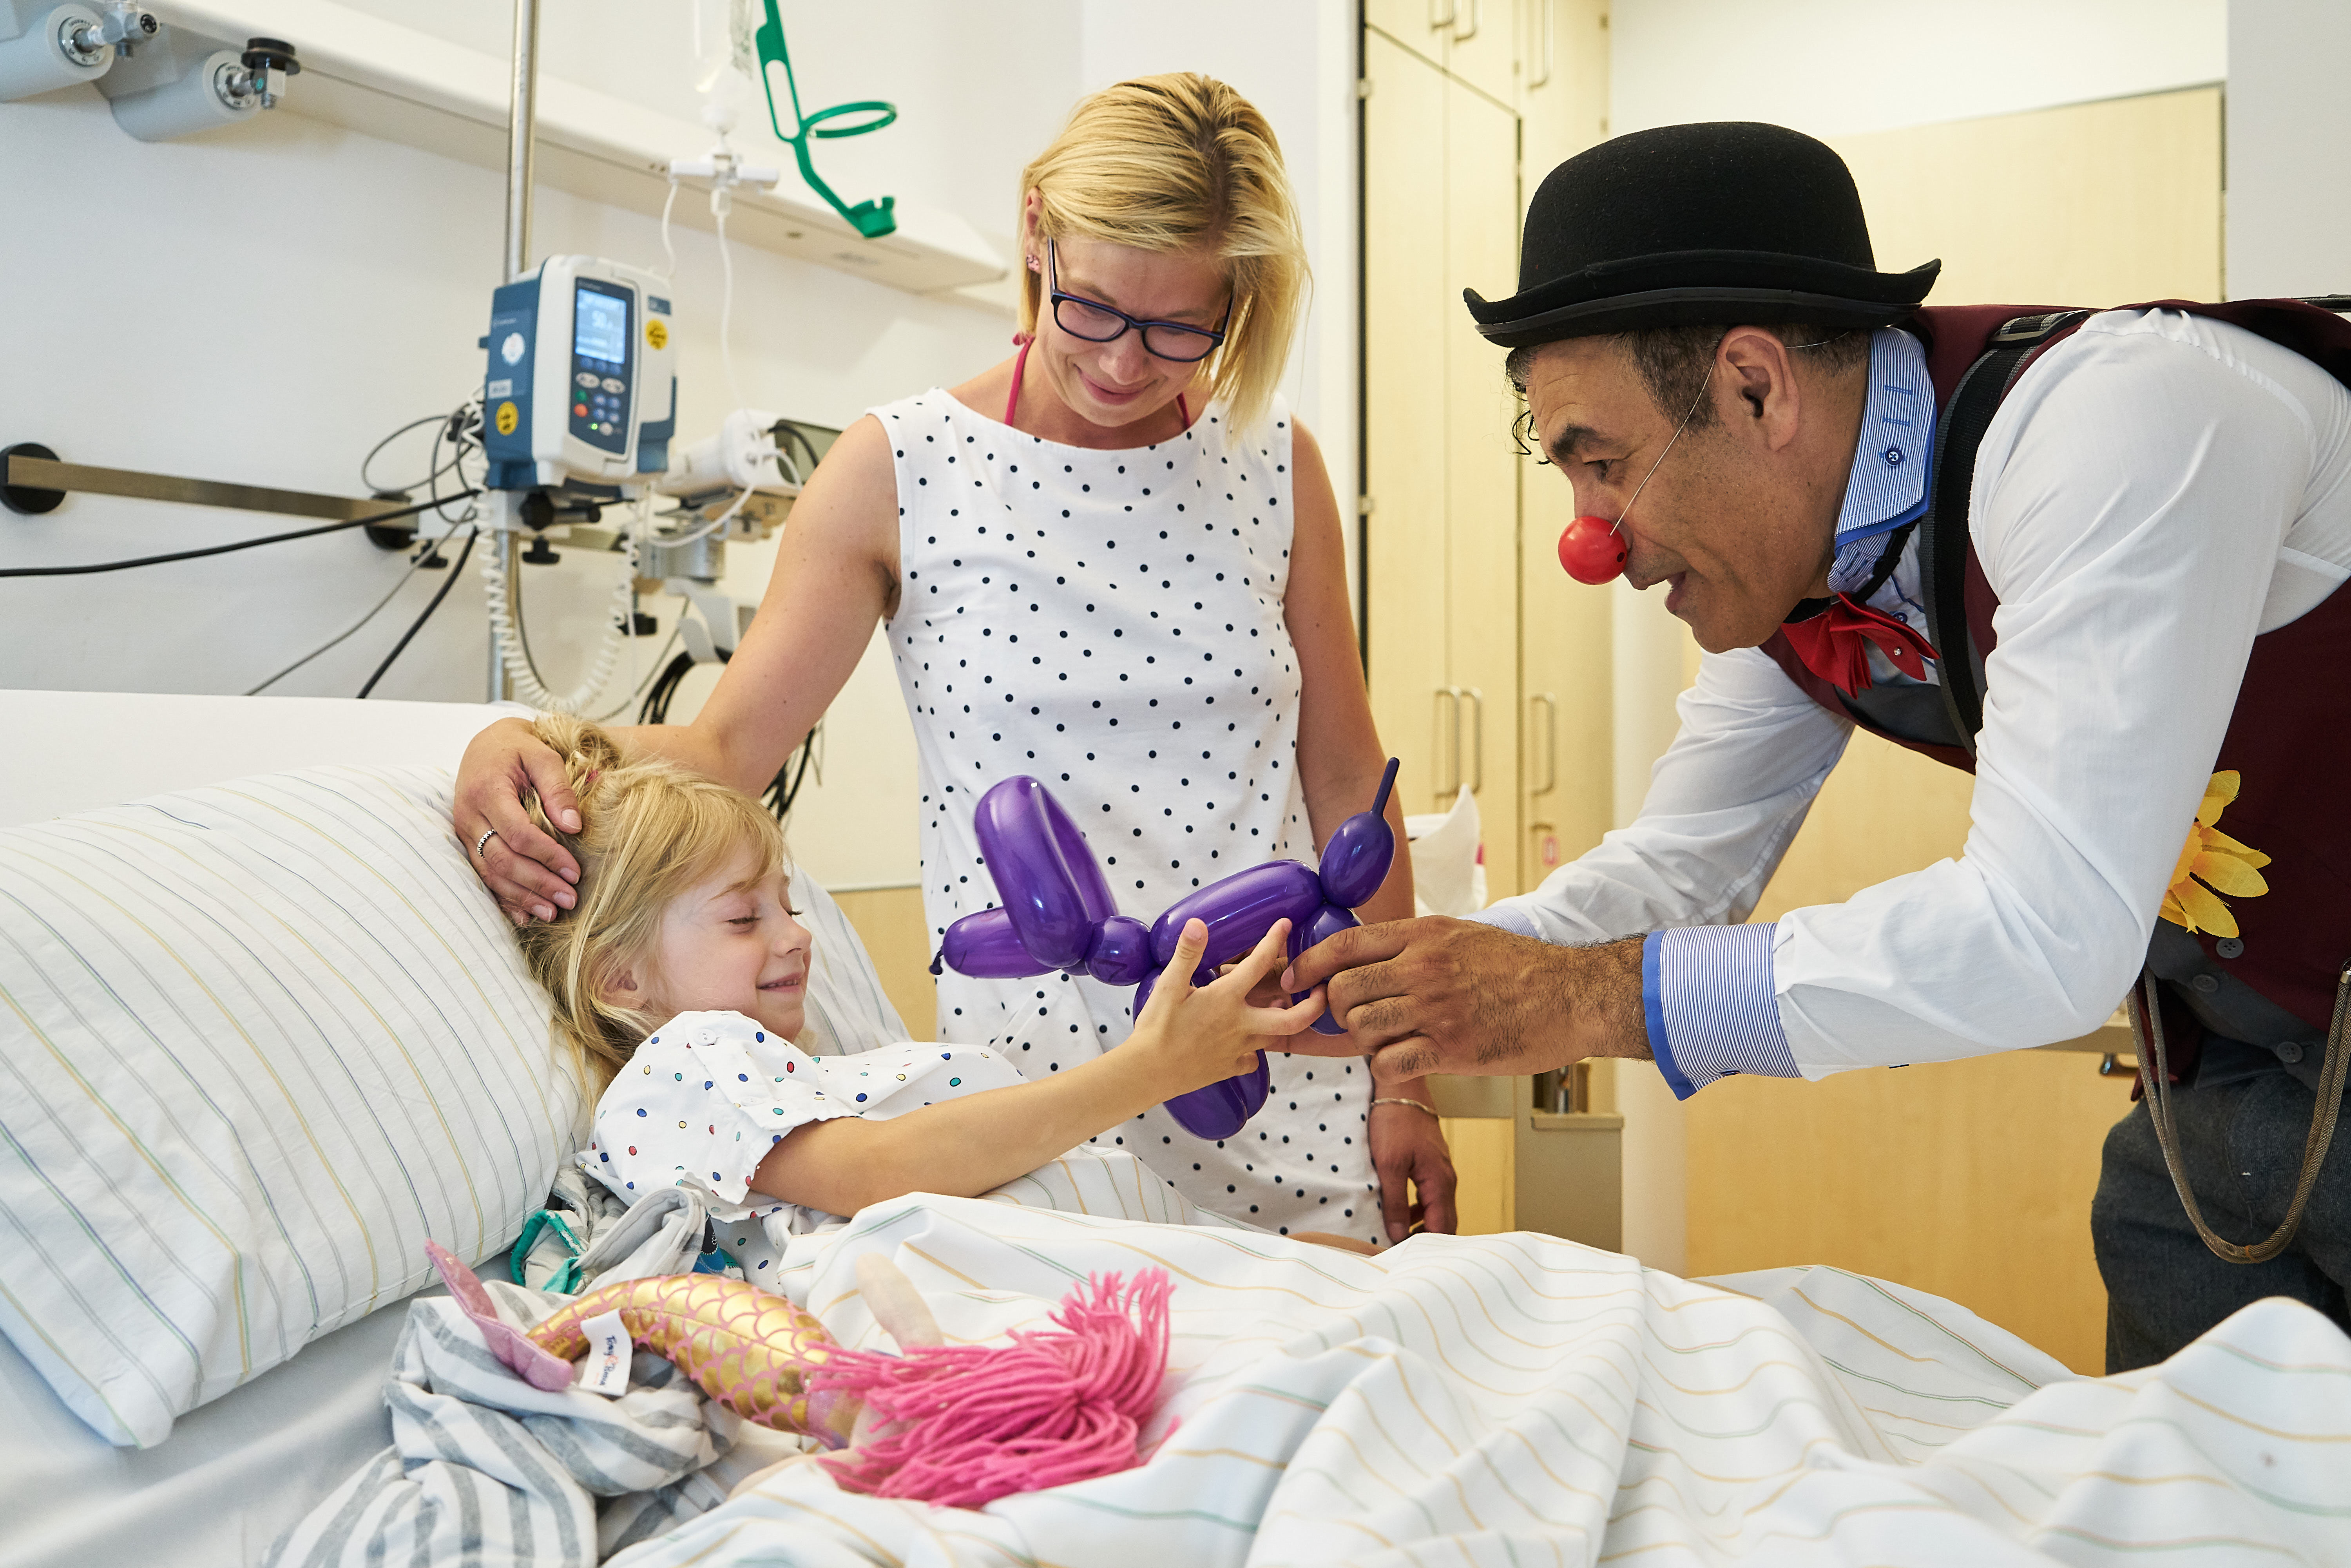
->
[2190,973,2220,995]
[2277,1041,2307,1066]
[2216,938,2245,959]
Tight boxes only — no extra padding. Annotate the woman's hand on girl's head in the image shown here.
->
[1128,918,1326,1099]
[455,717,583,925]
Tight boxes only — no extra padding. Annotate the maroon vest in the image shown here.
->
[1761,301,2351,1061]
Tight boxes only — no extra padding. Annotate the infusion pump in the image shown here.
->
[480,255,677,494]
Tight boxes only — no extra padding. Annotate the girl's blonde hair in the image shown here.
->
[512,715,786,1093]
[1018,72,1308,435]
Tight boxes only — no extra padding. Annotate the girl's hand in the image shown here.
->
[1129,918,1326,1099]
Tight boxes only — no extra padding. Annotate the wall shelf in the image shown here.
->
[149,0,1008,298]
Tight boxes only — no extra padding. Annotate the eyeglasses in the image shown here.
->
[1047,241,1231,363]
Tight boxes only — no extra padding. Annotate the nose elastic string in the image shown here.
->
[1612,364,1715,539]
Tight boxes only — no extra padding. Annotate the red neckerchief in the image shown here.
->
[1780,593,1937,694]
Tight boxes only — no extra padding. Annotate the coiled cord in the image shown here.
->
[481,518,636,713]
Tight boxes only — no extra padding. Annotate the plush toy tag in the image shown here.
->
[574,1308,632,1398]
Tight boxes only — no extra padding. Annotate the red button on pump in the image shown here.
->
[1558,515,1627,584]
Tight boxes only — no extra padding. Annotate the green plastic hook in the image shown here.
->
[752,0,898,239]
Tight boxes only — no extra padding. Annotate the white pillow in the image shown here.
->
[0,763,584,1448]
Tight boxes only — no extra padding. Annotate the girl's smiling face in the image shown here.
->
[607,850,813,1041]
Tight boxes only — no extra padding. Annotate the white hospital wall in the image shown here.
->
[0,3,1081,891]
[1076,0,1361,587]
[2225,0,2351,299]
[1608,0,2225,141]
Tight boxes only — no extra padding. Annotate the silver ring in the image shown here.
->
[475,827,499,859]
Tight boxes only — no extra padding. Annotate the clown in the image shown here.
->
[1287,121,2351,1371]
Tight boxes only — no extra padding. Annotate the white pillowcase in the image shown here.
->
[0,757,914,1449]
[0,763,584,1448]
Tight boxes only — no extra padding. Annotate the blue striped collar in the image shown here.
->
[1825,328,1933,594]
[1835,328,1933,544]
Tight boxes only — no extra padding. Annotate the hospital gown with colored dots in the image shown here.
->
[582,1009,1023,1269]
[875,387,1382,1243]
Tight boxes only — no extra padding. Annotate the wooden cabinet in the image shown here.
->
[1364,4,1614,1237]
[1513,0,1615,882]
[1364,1,1612,902]
[1365,0,1527,107]
[1363,32,1525,895]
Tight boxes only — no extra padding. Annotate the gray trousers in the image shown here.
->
[2090,1059,2351,1374]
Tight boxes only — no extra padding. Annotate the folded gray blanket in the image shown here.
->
[265,1271,804,1568]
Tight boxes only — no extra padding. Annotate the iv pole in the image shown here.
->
[491,0,540,701]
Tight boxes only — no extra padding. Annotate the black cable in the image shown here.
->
[429,405,483,527]
[358,528,479,698]
[590,624,683,721]
[358,411,446,495]
[638,650,698,724]
[0,492,481,578]
[762,725,821,822]
[246,540,440,694]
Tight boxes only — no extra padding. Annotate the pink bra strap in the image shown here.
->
[1006,339,1031,426]
[1003,339,1193,432]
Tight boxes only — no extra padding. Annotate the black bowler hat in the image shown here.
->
[1464,121,1940,347]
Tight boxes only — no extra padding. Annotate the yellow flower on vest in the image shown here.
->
[2159,771,2271,939]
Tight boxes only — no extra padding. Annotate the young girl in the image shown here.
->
[509,715,1327,1262]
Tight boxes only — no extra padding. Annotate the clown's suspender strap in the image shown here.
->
[1916,310,2090,757]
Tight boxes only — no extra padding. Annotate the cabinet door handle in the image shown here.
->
[1429,0,1458,30]
[1452,0,1479,42]
[1525,0,1554,88]
[1433,686,1462,797]
[1461,686,1484,794]
[1529,692,1557,795]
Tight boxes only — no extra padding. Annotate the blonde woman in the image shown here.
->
[456,74,1454,1246]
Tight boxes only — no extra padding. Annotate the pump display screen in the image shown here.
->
[573,287,630,364]
[569,279,633,454]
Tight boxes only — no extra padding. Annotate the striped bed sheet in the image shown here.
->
[277,1181,2350,1566]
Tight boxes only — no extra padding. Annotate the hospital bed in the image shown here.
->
[0,688,913,1566]
[2,689,2343,1568]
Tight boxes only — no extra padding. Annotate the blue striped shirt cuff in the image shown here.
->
[1643,924,1798,1100]
[1462,904,1540,938]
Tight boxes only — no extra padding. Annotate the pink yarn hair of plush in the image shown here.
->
[810,1268,1173,1509]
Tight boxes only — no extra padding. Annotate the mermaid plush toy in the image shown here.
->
[427,1243,1172,1509]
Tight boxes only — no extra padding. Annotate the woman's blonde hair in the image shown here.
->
[511,715,787,1093]
[1018,72,1308,435]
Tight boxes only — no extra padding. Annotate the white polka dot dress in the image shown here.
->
[875,387,1380,1242]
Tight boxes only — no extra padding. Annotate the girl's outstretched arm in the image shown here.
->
[751,919,1320,1216]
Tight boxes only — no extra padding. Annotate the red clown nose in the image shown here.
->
[1558,515,1627,585]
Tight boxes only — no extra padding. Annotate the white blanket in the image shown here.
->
[279,1168,2351,1566]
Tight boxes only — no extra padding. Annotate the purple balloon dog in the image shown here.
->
[934,759,1399,1140]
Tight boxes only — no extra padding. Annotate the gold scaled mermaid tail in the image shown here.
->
[531,1274,860,1447]
[422,1243,858,1449]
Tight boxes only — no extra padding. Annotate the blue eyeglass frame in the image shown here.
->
[1047,241,1232,363]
